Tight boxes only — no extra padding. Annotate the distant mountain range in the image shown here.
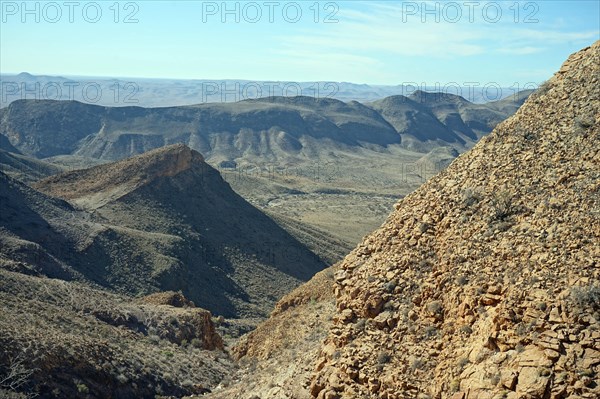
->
[0,72,533,107]
[0,88,531,322]
[0,91,531,166]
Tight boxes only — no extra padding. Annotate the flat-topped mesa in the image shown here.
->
[34,144,206,203]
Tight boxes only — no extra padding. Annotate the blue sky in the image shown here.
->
[1,1,598,85]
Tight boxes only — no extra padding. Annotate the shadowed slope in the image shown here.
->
[33,144,327,317]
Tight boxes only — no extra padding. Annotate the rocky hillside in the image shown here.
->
[0,149,64,183]
[310,42,599,398]
[0,269,230,398]
[2,145,326,318]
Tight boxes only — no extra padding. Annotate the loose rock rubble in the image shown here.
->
[310,42,600,398]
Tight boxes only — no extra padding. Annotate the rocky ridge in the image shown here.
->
[310,42,600,398]
[34,144,206,208]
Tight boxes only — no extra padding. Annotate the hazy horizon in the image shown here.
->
[2,1,599,86]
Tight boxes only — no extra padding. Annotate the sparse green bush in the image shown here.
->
[0,353,37,394]
[423,326,439,339]
[574,116,594,130]
[490,190,515,221]
[148,335,160,345]
[383,301,394,311]
[449,379,461,392]
[515,343,525,353]
[455,275,468,286]
[536,80,551,96]
[521,130,536,140]
[377,351,391,364]
[410,358,424,372]
[571,285,600,311]
[462,187,482,207]
[490,373,501,385]
[384,281,396,293]
[529,275,540,284]
[459,324,473,335]
[355,318,366,331]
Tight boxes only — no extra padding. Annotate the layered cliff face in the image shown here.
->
[311,42,600,398]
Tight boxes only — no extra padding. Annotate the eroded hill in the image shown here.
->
[1,145,326,318]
